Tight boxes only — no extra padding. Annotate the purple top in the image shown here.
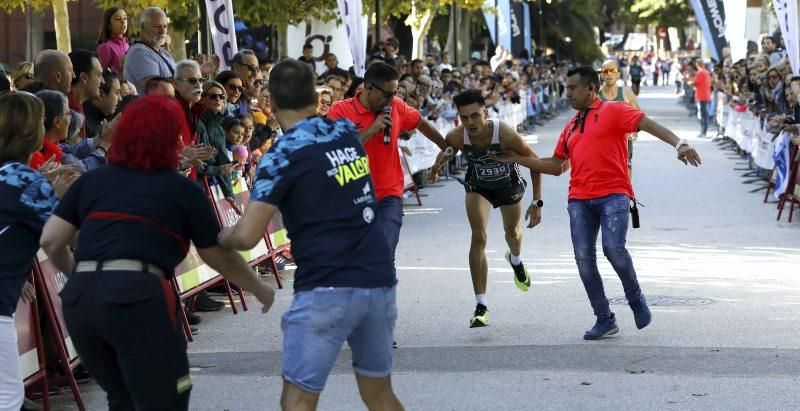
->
[96,35,129,73]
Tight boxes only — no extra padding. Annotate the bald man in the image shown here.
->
[124,7,176,95]
[599,60,639,178]
[33,50,74,94]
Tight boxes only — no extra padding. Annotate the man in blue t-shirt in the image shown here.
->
[218,59,402,410]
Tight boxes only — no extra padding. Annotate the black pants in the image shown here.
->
[631,80,641,95]
[60,270,190,411]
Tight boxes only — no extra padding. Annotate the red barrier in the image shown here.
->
[33,253,85,410]
[15,277,50,409]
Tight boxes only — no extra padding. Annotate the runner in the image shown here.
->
[598,59,640,178]
[428,89,542,328]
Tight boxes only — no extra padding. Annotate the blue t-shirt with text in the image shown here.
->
[252,116,396,292]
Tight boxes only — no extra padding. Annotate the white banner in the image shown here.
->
[723,0,747,62]
[204,0,239,71]
[286,18,365,76]
[774,0,799,75]
[337,0,367,77]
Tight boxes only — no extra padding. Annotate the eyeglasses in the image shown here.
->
[600,69,619,74]
[179,77,204,85]
[235,61,258,73]
[204,93,226,100]
[369,82,398,99]
[768,74,780,80]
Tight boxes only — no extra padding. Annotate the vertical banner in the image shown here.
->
[204,0,239,70]
[497,0,512,51]
[337,0,367,76]
[723,0,747,62]
[523,3,532,57]
[482,0,498,47]
[688,0,728,61]
[509,1,525,56]
[774,0,799,75]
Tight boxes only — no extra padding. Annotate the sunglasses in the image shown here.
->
[600,69,619,74]
[369,82,398,99]
[236,61,258,73]
[253,79,266,86]
[226,84,244,93]
[204,93,226,100]
[179,77,205,85]
[768,74,780,79]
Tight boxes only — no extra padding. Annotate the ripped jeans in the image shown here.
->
[568,194,641,318]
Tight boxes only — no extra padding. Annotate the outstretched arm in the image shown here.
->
[492,150,567,176]
[416,117,448,150]
[638,116,702,166]
[499,123,543,227]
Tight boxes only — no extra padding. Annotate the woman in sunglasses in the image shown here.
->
[10,62,34,91]
[215,70,245,117]
[197,81,236,201]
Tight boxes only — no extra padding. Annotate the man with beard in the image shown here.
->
[124,7,175,95]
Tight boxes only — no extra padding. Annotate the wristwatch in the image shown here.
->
[531,199,544,208]
[675,138,689,151]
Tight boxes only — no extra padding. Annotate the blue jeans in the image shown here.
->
[281,286,398,393]
[378,196,403,260]
[567,194,641,318]
[698,100,709,134]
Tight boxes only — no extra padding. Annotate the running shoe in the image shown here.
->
[469,304,489,328]
[506,251,531,292]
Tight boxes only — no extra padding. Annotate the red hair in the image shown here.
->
[107,95,188,171]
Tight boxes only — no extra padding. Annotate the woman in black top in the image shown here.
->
[40,95,275,410]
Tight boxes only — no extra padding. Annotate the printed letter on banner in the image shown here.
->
[204,0,239,70]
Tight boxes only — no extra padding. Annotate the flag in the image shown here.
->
[337,0,367,77]
[204,0,239,70]
[774,0,799,75]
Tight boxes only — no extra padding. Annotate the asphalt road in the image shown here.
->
[57,85,800,410]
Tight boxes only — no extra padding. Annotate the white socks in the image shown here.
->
[476,294,487,306]
[510,253,522,266]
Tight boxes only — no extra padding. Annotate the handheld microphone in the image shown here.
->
[382,105,392,145]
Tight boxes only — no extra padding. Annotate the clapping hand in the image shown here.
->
[196,54,221,77]
[19,282,35,304]
[181,144,215,165]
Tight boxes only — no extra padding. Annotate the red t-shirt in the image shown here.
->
[553,98,644,200]
[29,139,63,170]
[328,93,421,200]
[694,69,712,102]
[67,91,87,139]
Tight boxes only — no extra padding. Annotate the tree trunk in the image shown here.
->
[171,28,188,61]
[52,0,71,53]
[457,7,470,63]
[26,4,44,61]
[406,1,434,59]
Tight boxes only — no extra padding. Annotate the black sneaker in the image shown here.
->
[469,304,489,328]
[194,292,224,312]
[186,311,202,325]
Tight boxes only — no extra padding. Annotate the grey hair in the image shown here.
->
[139,7,166,27]
[174,60,201,81]
[34,89,68,130]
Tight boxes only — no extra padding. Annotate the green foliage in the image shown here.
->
[232,0,339,27]
[629,0,692,29]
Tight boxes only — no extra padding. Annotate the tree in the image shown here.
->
[232,0,338,27]
[1,0,75,52]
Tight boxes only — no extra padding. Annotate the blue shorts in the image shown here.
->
[281,286,398,393]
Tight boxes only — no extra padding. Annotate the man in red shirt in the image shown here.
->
[693,59,713,138]
[494,67,702,340]
[328,61,447,262]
